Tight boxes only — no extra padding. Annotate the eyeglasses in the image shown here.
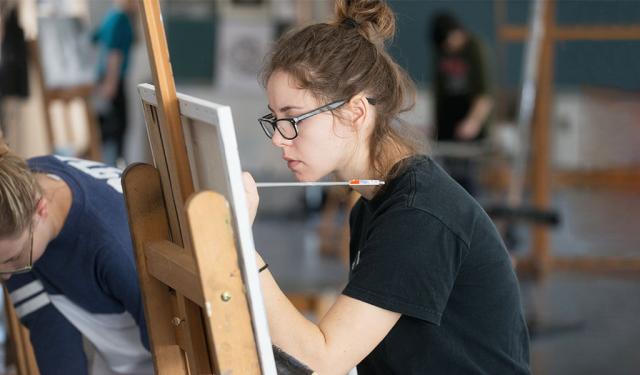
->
[0,222,34,276]
[258,99,348,140]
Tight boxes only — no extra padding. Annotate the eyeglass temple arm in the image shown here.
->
[293,100,347,123]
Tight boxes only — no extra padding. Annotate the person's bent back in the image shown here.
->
[0,143,152,374]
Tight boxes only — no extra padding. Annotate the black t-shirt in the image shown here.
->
[434,37,489,141]
[343,155,530,374]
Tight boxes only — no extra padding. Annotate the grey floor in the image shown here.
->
[525,189,640,375]
[253,187,640,375]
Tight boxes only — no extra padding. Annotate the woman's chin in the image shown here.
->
[293,170,329,183]
[294,174,314,182]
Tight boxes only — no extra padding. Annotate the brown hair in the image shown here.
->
[0,140,40,238]
[261,0,419,181]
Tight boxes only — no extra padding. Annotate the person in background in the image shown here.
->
[0,140,152,374]
[93,0,135,167]
[430,11,493,196]
[0,3,29,148]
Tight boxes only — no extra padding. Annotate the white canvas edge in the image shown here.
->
[216,106,278,375]
[137,83,277,374]
[138,83,227,124]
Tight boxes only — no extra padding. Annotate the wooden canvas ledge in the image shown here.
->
[122,163,261,374]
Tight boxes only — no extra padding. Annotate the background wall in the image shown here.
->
[388,0,640,90]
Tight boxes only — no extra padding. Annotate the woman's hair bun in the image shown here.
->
[333,0,396,45]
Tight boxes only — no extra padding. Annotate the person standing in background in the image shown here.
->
[0,3,29,149]
[93,0,135,167]
[430,12,493,196]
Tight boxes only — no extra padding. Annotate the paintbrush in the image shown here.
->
[256,179,385,188]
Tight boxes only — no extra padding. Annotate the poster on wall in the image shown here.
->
[215,19,273,92]
[38,16,95,88]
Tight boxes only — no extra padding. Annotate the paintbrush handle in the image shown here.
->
[256,182,349,187]
[256,180,385,188]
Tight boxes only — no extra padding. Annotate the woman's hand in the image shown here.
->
[242,172,260,226]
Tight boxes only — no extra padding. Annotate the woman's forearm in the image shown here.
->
[257,263,330,372]
[255,253,328,362]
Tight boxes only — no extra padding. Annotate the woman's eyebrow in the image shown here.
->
[267,104,302,114]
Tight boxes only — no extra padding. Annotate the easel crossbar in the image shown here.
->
[145,240,204,306]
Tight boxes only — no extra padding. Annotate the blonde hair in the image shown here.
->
[0,140,40,237]
[261,0,418,181]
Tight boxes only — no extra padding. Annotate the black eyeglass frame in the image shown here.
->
[258,97,377,140]
[0,222,34,276]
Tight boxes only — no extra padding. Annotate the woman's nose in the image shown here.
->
[271,129,289,148]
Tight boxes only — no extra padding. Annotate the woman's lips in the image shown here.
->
[287,160,301,170]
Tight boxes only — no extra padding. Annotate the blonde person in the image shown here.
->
[0,142,152,374]
[242,1,530,374]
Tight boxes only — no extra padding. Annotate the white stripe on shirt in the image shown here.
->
[15,292,51,318]
[10,280,44,305]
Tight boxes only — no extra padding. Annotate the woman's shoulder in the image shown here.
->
[402,155,488,246]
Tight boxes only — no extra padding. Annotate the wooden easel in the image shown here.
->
[494,0,640,275]
[30,37,102,161]
[121,1,276,373]
[3,287,39,375]
[123,166,262,373]
[0,29,101,375]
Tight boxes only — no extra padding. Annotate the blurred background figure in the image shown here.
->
[0,1,29,150]
[92,0,135,167]
[430,11,493,196]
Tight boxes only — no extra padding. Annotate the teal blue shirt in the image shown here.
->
[95,8,133,80]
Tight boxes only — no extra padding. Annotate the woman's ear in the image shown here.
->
[347,94,369,129]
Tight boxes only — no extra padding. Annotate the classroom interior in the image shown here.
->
[0,0,639,374]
